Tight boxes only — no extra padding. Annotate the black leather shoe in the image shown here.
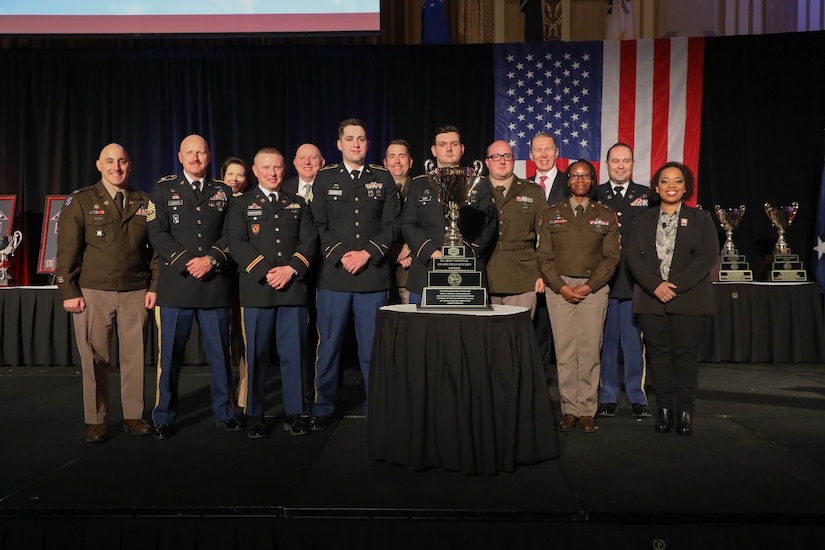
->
[248,419,267,439]
[153,424,174,439]
[654,408,673,434]
[596,403,617,417]
[676,410,693,436]
[217,416,244,432]
[309,415,329,431]
[284,415,310,436]
[631,404,652,418]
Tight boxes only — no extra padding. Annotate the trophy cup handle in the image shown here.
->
[471,159,483,177]
[11,230,22,253]
[424,159,435,174]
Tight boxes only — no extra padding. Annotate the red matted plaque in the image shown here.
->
[0,195,16,236]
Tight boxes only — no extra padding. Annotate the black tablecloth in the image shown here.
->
[701,282,825,363]
[0,287,208,366]
[367,305,560,475]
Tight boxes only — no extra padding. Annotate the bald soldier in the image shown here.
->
[56,143,158,443]
[147,134,243,439]
[485,140,546,317]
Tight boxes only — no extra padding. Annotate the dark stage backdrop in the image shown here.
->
[1,32,824,284]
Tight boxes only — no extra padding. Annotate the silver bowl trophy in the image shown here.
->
[764,201,806,281]
[419,159,490,309]
[714,205,752,281]
[0,230,23,286]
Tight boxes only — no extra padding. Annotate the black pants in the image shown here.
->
[637,313,707,414]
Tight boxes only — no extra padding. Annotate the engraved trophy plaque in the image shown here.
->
[0,230,23,286]
[764,202,806,281]
[419,160,490,309]
[714,205,752,281]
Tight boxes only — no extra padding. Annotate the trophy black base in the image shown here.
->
[419,287,491,310]
[718,270,753,282]
[770,254,806,282]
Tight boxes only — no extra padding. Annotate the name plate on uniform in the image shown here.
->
[770,253,806,281]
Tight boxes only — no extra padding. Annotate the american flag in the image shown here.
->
[494,37,705,196]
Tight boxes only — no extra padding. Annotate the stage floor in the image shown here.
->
[1,362,824,549]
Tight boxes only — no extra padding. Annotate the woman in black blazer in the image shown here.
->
[626,162,718,436]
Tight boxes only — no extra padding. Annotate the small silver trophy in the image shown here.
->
[419,160,489,309]
[0,230,23,286]
[764,202,806,281]
[714,205,752,281]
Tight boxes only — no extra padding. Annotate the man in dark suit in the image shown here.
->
[308,118,401,425]
[402,125,497,305]
[281,143,325,404]
[529,132,567,374]
[530,132,567,206]
[226,147,317,438]
[596,143,651,419]
[147,134,243,439]
[383,139,414,304]
[56,143,158,442]
[282,143,325,200]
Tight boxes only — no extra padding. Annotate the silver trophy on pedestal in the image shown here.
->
[714,205,752,281]
[420,159,489,309]
[764,202,806,281]
[0,230,23,286]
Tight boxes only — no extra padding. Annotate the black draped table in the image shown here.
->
[701,282,825,363]
[0,286,208,366]
[367,304,560,475]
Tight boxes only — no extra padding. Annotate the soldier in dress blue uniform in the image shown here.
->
[147,134,243,439]
[226,147,317,438]
[402,125,498,304]
[596,143,652,419]
[308,118,401,427]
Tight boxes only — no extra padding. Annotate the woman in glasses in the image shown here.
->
[625,162,718,436]
[537,159,620,434]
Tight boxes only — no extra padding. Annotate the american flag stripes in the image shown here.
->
[494,37,705,197]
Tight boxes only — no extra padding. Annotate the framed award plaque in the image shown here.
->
[37,195,67,274]
[0,195,16,236]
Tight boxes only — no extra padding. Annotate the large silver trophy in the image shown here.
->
[764,202,806,281]
[419,159,489,309]
[424,159,484,247]
[714,205,752,281]
[0,230,23,286]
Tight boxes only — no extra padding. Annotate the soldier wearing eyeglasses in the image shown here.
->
[537,159,620,434]
[484,140,546,317]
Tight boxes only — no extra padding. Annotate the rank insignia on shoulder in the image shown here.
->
[65,196,74,206]
[147,200,156,222]
[158,174,177,183]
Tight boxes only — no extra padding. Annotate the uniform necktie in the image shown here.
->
[495,185,506,199]
[351,169,359,181]
[114,191,124,215]
[575,204,585,217]
[304,183,313,201]
[192,180,202,200]
[539,175,548,194]
[614,185,624,198]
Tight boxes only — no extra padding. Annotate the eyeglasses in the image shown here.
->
[568,173,593,181]
[486,153,514,161]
